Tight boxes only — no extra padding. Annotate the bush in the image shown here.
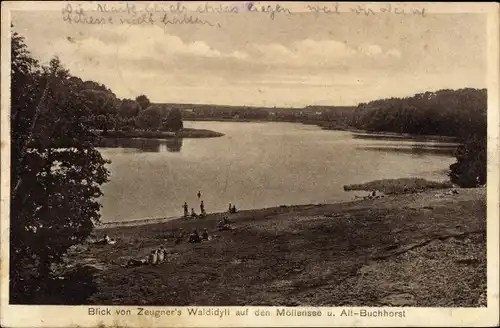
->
[449,135,487,187]
[344,178,453,195]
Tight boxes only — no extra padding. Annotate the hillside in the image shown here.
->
[56,188,486,306]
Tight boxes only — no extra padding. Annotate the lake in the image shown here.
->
[97,121,458,222]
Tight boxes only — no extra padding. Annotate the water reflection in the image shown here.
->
[98,137,183,153]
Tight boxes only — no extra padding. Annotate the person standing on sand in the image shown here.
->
[228,203,232,213]
[200,200,205,216]
[183,202,188,217]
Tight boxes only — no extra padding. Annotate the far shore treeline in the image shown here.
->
[10,27,487,304]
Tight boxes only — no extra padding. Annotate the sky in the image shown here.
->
[12,4,487,107]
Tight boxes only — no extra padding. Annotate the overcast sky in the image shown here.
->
[12,6,487,107]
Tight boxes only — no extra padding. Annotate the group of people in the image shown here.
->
[124,246,168,267]
[122,215,234,268]
[183,217,233,244]
[182,191,238,219]
[228,203,237,214]
[187,228,210,243]
[174,227,211,244]
[363,190,385,200]
[183,190,206,218]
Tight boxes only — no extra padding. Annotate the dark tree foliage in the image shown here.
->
[161,108,184,131]
[10,30,110,304]
[135,106,163,131]
[135,94,151,111]
[351,89,487,137]
[118,99,141,118]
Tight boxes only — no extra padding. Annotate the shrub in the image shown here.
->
[449,135,487,187]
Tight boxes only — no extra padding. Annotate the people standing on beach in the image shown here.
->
[200,200,206,216]
[197,190,201,199]
[183,202,188,217]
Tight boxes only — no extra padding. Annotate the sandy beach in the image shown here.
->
[59,187,486,307]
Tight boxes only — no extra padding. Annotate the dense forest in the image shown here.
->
[350,89,487,138]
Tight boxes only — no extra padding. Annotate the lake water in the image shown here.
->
[97,121,457,222]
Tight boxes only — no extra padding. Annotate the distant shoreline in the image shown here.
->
[184,118,460,143]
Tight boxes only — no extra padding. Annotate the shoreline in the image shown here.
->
[96,178,456,230]
[96,202,358,230]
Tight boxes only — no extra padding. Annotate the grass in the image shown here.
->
[58,187,485,307]
[343,178,454,195]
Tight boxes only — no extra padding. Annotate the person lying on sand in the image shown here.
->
[94,234,116,245]
[216,216,233,231]
[122,258,147,267]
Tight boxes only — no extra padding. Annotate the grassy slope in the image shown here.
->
[70,188,486,307]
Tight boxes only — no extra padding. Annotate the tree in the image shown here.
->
[135,106,162,131]
[80,88,120,116]
[135,94,150,111]
[118,99,141,118]
[161,108,184,131]
[10,31,110,303]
